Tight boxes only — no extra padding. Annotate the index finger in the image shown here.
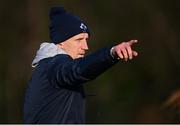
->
[127,40,138,46]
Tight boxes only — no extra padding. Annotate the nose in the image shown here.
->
[82,41,89,50]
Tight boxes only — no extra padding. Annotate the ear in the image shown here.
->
[57,43,63,49]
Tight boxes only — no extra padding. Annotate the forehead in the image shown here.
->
[73,33,89,39]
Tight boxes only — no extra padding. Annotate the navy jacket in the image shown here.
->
[24,46,118,123]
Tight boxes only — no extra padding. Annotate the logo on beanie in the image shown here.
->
[80,23,87,32]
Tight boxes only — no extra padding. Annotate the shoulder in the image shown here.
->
[51,54,73,63]
[34,54,73,72]
[44,54,73,70]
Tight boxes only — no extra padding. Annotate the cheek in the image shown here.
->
[71,43,82,54]
[74,44,81,51]
[72,45,80,54]
[75,48,81,54]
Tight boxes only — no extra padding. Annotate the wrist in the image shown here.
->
[110,46,120,60]
[110,47,115,57]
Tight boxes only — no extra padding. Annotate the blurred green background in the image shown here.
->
[0,0,180,123]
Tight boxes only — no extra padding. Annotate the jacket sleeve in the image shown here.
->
[47,46,119,87]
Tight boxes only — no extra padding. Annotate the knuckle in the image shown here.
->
[122,42,126,45]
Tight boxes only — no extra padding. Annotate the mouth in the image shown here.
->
[77,51,86,58]
[80,52,86,55]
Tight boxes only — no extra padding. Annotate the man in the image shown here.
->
[24,6,138,123]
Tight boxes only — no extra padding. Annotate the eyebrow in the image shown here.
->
[76,37,84,40]
[76,37,88,40]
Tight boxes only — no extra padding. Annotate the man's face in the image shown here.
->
[58,33,89,59]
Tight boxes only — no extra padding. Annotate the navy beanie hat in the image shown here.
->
[49,6,90,44]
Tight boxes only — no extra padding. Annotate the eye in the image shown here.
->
[76,39,81,43]
[76,38,83,43]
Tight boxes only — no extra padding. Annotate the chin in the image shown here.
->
[77,55,84,58]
